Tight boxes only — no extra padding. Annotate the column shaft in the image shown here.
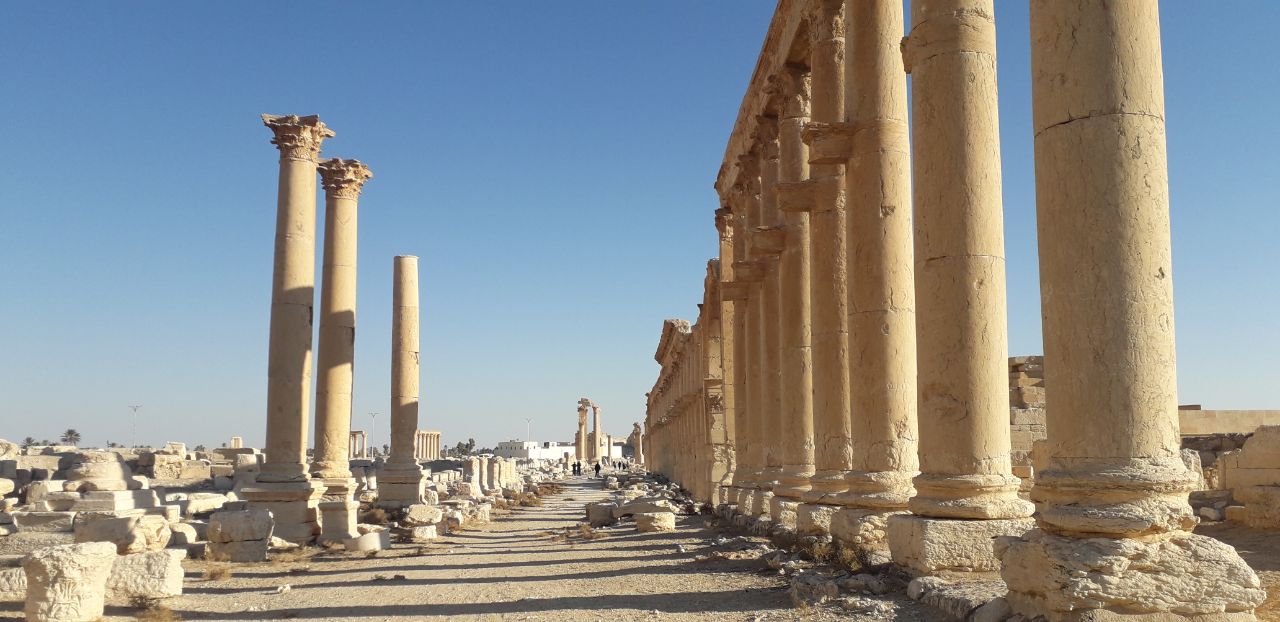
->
[757,120,785,500]
[378,255,425,507]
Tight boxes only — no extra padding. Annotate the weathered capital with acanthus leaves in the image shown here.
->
[262,114,334,162]
[318,158,373,200]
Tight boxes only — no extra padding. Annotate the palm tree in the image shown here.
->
[20,437,35,449]
[60,429,81,446]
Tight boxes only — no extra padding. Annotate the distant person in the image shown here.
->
[593,462,601,478]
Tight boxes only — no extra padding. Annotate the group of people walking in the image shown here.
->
[570,458,632,478]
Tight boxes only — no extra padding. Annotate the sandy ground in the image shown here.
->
[1196,522,1280,622]
[2,479,918,621]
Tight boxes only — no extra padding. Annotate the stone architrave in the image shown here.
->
[826,0,920,558]
[311,157,372,542]
[886,1,1033,575]
[378,256,426,507]
[242,114,331,545]
[997,2,1265,619]
[770,65,817,525]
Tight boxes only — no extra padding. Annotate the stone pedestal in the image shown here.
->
[378,256,425,507]
[996,1,1264,619]
[239,480,324,544]
[889,514,1032,575]
[316,477,358,543]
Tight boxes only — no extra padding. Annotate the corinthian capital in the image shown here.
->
[262,114,334,162]
[318,158,374,200]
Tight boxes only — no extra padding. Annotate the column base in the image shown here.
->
[772,464,815,500]
[746,489,775,517]
[800,470,850,503]
[887,514,1034,575]
[376,464,425,508]
[769,495,800,530]
[828,507,908,567]
[796,503,838,535]
[240,479,325,545]
[317,477,359,542]
[999,529,1265,621]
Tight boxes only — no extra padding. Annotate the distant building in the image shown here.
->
[494,440,576,461]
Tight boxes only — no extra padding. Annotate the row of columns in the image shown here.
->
[348,431,368,459]
[414,430,441,461]
[250,114,428,545]
[573,398,609,462]
[649,1,1264,619]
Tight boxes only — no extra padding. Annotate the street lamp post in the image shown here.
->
[128,405,142,447]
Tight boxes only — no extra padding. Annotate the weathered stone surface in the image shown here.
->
[169,522,200,545]
[402,504,443,527]
[22,541,117,622]
[106,549,184,599]
[615,498,679,518]
[999,530,1265,619]
[344,530,389,552]
[634,512,676,532]
[887,514,1033,574]
[0,478,13,496]
[409,525,437,541]
[182,492,229,518]
[74,514,171,554]
[919,579,1005,621]
[206,539,268,563]
[0,566,23,601]
[207,508,273,543]
[11,512,75,533]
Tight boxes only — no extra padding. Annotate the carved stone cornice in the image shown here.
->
[262,114,334,162]
[808,0,845,42]
[318,158,373,200]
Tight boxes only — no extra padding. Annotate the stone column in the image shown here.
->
[591,403,603,462]
[887,0,1033,575]
[714,206,739,504]
[576,400,589,461]
[243,114,332,545]
[748,119,785,518]
[311,158,371,542]
[230,436,243,449]
[633,422,645,465]
[378,255,425,507]
[821,0,920,561]
[794,0,852,518]
[770,66,816,524]
[997,2,1266,618]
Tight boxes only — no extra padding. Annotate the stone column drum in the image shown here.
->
[311,158,372,542]
[770,65,817,523]
[243,114,332,544]
[378,255,426,507]
[23,541,118,622]
[997,2,1265,619]
[827,0,920,561]
[887,1,1034,575]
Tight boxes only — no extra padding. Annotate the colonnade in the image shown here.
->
[643,1,1264,619]
[414,429,442,461]
[348,431,368,459]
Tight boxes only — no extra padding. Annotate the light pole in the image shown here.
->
[368,412,378,457]
[128,405,142,447]
[524,418,532,442]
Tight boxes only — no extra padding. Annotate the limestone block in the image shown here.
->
[1000,530,1265,619]
[409,525,437,541]
[402,504,444,527]
[11,512,75,533]
[73,514,171,554]
[106,549,184,599]
[150,454,184,480]
[69,490,159,513]
[1010,386,1046,408]
[207,508,273,543]
[796,504,838,535]
[344,531,389,552]
[0,478,13,497]
[919,579,1005,621]
[1010,408,1047,427]
[0,440,17,461]
[181,493,229,518]
[615,498,678,517]
[22,541,117,622]
[586,502,618,527]
[179,461,212,480]
[168,522,199,545]
[206,539,268,563]
[634,512,675,532]
[887,514,1034,574]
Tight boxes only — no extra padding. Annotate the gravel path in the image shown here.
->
[4,478,872,621]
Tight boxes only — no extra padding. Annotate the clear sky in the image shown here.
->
[1,3,1276,451]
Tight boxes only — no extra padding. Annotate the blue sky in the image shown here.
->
[1,3,1275,450]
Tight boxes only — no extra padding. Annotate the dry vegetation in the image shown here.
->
[202,563,233,581]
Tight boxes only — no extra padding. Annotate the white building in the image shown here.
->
[494,439,627,461]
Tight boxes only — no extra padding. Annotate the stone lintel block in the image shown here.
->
[1011,408,1047,426]
[796,503,838,536]
[888,514,1034,574]
[720,281,750,301]
[731,260,765,282]
[750,226,787,254]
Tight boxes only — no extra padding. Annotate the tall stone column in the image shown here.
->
[998,2,1265,618]
[714,207,738,505]
[576,400,589,461]
[243,114,332,545]
[749,118,785,518]
[770,66,816,524]
[378,255,425,507]
[633,422,645,466]
[793,0,852,518]
[591,403,603,462]
[812,0,921,561]
[311,158,371,542]
[888,0,1034,575]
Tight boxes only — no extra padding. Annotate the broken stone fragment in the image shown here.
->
[106,549,185,600]
[73,514,171,554]
[22,541,117,622]
[634,511,675,532]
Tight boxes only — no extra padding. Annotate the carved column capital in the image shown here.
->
[778,68,812,119]
[714,207,735,241]
[262,114,334,162]
[318,158,374,200]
